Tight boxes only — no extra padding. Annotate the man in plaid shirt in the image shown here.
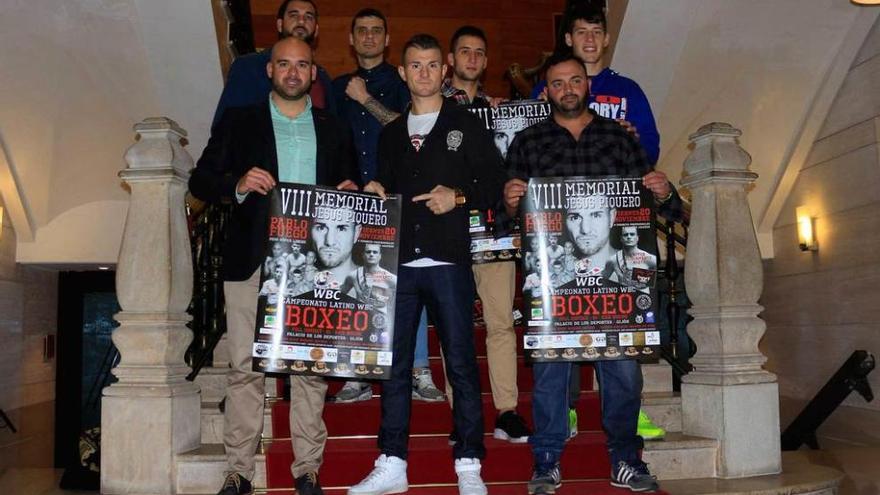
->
[501,52,684,494]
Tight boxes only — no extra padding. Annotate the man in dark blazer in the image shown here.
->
[189,37,357,495]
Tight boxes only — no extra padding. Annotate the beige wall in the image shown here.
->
[614,1,876,258]
[0,0,221,265]
[0,201,59,468]
[762,17,880,447]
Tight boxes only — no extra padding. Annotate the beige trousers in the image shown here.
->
[224,268,328,481]
[444,261,518,412]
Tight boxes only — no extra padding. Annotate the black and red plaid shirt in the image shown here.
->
[496,110,685,234]
[441,78,490,106]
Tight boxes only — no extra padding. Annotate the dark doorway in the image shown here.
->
[54,271,118,479]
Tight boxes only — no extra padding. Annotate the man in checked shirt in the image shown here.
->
[500,52,685,494]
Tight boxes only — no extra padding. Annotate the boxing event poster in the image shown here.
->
[467,100,551,265]
[521,176,661,362]
[252,183,401,379]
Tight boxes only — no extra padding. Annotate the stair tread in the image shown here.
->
[270,479,672,494]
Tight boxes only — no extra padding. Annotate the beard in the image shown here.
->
[574,234,608,258]
[272,78,311,101]
[281,28,315,45]
[550,93,587,118]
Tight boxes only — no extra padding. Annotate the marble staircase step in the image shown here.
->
[174,433,716,494]
[175,443,266,494]
[199,400,275,444]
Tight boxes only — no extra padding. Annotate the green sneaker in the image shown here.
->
[568,408,578,439]
[637,410,666,440]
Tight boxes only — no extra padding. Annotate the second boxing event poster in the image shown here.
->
[521,176,662,362]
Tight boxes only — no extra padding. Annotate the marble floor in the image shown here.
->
[0,468,94,494]
[2,448,879,494]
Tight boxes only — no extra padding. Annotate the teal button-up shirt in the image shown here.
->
[235,96,318,203]
[271,94,317,185]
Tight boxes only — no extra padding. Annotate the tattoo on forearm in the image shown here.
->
[363,97,400,126]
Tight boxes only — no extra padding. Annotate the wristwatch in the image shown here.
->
[454,188,467,207]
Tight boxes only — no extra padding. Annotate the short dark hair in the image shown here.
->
[351,8,387,33]
[545,51,585,74]
[449,25,488,53]
[276,0,319,21]
[401,34,442,62]
[567,3,606,33]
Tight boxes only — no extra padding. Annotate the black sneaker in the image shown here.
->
[610,460,659,493]
[527,463,561,494]
[217,473,253,495]
[294,471,324,495]
[493,411,531,443]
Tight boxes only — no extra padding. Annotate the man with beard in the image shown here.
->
[331,8,441,405]
[309,206,361,289]
[440,25,532,445]
[499,53,684,494]
[189,37,357,495]
[349,34,505,495]
[212,0,335,127]
[564,194,618,276]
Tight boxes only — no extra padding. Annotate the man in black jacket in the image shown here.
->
[189,37,357,495]
[348,34,504,495]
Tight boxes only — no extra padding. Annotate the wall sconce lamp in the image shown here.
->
[796,206,817,252]
[851,0,880,5]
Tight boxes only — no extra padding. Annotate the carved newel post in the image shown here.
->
[679,123,781,478]
[102,118,200,494]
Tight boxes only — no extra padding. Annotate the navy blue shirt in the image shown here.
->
[332,62,410,182]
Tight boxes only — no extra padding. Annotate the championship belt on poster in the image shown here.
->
[520,176,662,362]
[467,100,551,264]
[251,183,401,379]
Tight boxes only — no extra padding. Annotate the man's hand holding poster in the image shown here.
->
[252,183,401,379]
[521,176,662,362]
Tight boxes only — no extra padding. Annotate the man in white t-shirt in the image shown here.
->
[349,34,505,495]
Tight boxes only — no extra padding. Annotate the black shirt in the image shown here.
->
[378,99,505,265]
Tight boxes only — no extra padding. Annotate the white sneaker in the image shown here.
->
[454,458,488,495]
[347,454,408,495]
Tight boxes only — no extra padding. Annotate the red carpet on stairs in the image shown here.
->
[264,306,664,493]
[270,481,668,495]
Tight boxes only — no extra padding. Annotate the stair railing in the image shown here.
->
[781,350,875,450]
[654,203,694,390]
[185,198,231,381]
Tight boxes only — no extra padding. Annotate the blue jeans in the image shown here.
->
[413,309,429,369]
[530,359,643,468]
[379,265,485,460]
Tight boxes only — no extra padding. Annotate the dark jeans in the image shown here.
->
[378,264,486,460]
[530,359,644,468]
